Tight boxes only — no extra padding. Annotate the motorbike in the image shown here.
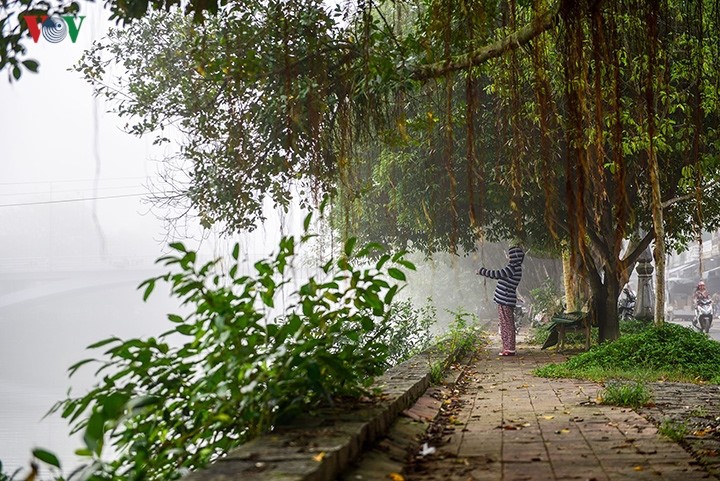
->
[513,301,531,335]
[693,298,714,334]
[618,288,637,321]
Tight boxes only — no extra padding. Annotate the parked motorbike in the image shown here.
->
[513,301,531,334]
[618,287,637,321]
[693,298,714,334]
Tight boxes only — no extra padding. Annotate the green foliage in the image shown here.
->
[0,461,15,481]
[598,381,653,409]
[427,309,485,382]
[49,228,416,480]
[618,319,652,336]
[658,419,690,442]
[527,318,652,348]
[383,298,436,366]
[442,309,485,360]
[689,406,708,417]
[535,323,720,383]
[430,309,485,384]
[529,278,563,324]
[430,360,445,384]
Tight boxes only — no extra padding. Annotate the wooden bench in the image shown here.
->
[540,311,592,352]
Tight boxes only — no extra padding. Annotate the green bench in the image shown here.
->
[541,311,591,352]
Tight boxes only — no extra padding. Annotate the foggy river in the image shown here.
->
[0,269,185,475]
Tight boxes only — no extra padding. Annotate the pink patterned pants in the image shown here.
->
[498,304,516,352]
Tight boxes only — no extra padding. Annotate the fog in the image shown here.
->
[0,5,567,476]
[0,7,302,473]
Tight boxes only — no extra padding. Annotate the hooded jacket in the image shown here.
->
[477,246,525,307]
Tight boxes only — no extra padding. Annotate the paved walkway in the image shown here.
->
[404,339,715,481]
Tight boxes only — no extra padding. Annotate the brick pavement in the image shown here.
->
[405,339,716,481]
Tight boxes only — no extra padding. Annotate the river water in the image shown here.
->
[0,269,184,476]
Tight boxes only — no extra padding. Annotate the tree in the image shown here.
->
[54,0,720,340]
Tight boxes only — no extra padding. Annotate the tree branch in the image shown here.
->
[621,229,654,267]
[411,1,561,81]
[661,179,719,209]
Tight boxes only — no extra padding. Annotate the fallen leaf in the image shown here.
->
[388,473,404,481]
[633,466,644,471]
[312,452,325,462]
[542,415,555,420]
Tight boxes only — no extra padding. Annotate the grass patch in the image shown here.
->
[535,323,720,384]
[597,381,653,408]
[430,360,445,384]
[526,319,651,348]
[658,419,690,442]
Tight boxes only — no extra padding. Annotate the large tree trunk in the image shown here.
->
[603,271,622,341]
[562,248,577,311]
[585,239,627,343]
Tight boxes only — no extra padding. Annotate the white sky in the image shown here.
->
[0,3,307,270]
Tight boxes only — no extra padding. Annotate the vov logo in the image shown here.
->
[22,15,86,43]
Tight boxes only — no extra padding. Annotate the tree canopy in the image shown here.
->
[7,0,720,339]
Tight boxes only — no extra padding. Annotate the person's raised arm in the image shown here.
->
[476,263,513,280]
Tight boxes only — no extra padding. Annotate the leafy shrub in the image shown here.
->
[536,323,720,383]
[443,309,484,358]
[529,278,563,325]
[598,381,653,408]
[427,309,485,381]
[430,360,445,384]
[382,298,435,366]
[619,319,652,336]
[49,222,416,481]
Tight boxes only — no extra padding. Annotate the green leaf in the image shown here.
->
[22,59,39,72]
[357,242,385,257]
[384,285,399,304]
[127,395,160,411]
[101,392,130,419]
[86,337,120,349]
[344,237,357,257]
[169,242,187,252]
[232,243,240,260]
[397,259,416,271]
[303,212,312,232]
[360,317,374,331]
[84,411,104,455]
[140,278,155,301]
[68,358,95,377]
[176,325,194,335]
[167,314,184,323]
[387,268,406,281]
[12,65,21,80]
[32,448,61,469]
[375,254,391,270]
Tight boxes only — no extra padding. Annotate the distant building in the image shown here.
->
[667,230,720,309]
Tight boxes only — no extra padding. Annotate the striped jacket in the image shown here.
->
[476,246,525,306]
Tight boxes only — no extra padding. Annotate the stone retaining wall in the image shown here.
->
[182,347,453,481]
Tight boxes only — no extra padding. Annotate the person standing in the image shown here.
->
[476,246,525,356]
